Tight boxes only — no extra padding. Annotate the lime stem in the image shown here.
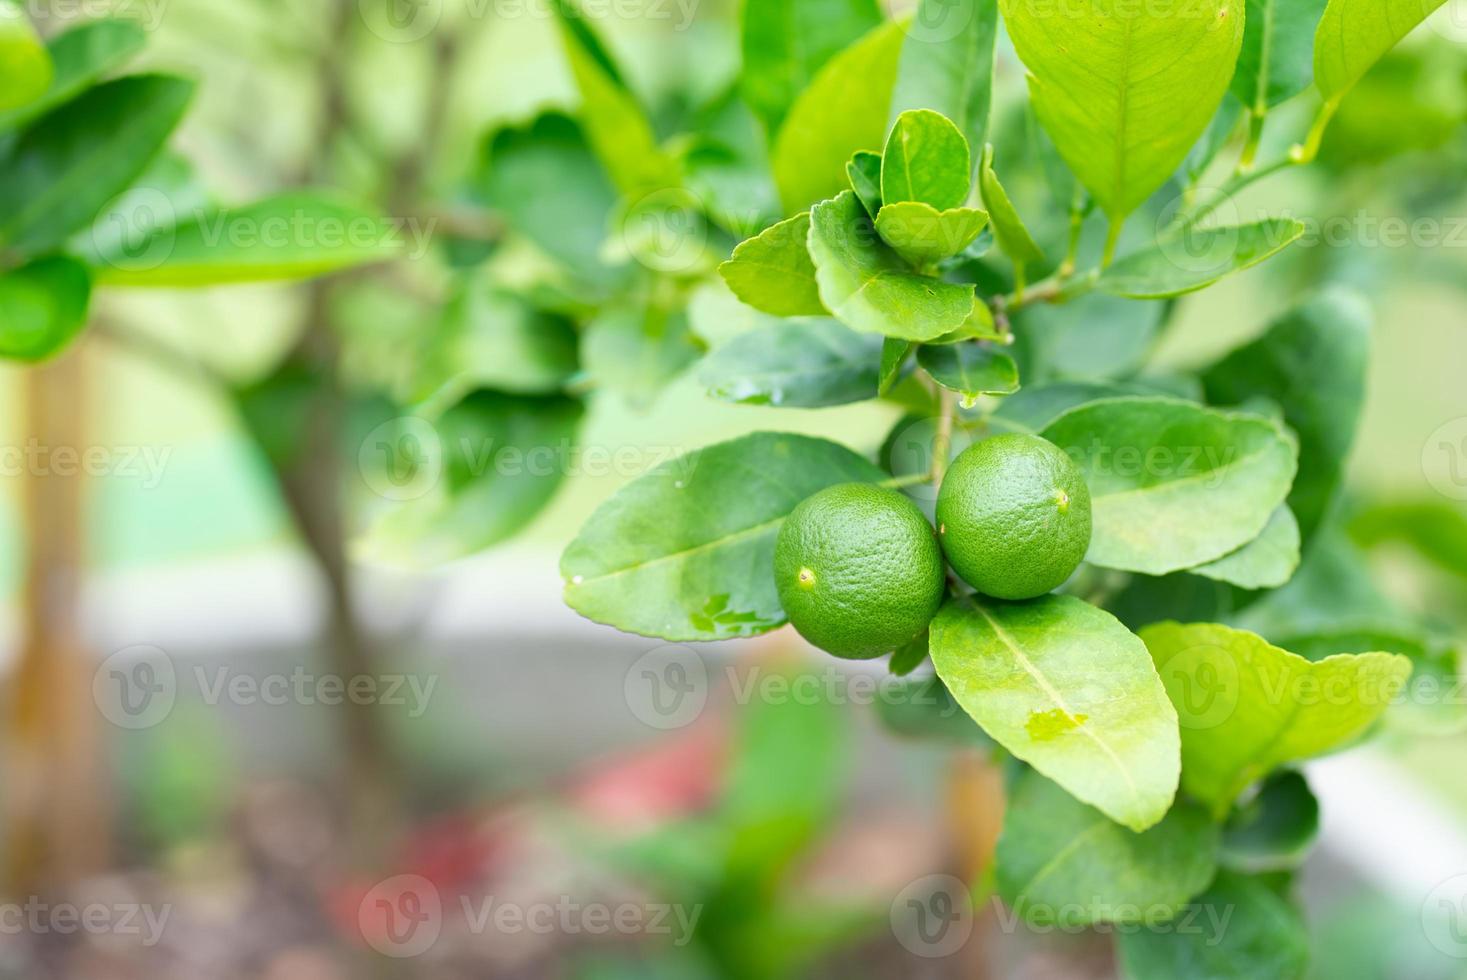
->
[931,388,956,486]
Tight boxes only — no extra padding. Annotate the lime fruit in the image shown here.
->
[936,434,1092,600]
[774,483,946,659]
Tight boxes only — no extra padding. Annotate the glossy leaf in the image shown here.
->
[1220,770,1320,873]
[881,109,971,211]
[846,150,883,216]
[1313,0,1449,105]
[699,319,882,408]
[740,0,882,134]
[1203,289,1371,539]
[0,1,49,112]
[91,192,400,286]
[1098,219,1306,299]
[0,74,194,254]
[929,594,1181,832]
[772,19,907,212]
[978,144,1043,268]
[916,343,1018,400]
[1232,0,1329,112]
[1000,0,1245,220]
[808,190,978,342]
[718,211,828,316]
[1041,397,1299,575]
[890,0,999,162]
[0,19,145,130]
[878,338,914,395]
[0,256,91,361]
[1191,506,1301,590]
[997,770,1218,925]
[1142,622,1412,812]
[874,201,989,267]
[561,432,887,640]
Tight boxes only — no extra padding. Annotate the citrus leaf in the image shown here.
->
[1313,0,1449,106]
[878,337,914,395]
[978,143,1043,267]
[699,319,882,407]
[1220,770,1320,873]
[0,1,52,113]
[929,593,1181,832]
[740,0,883,134]
[916,343,1017,400]
[1000,0,1244,221]
[1191,505,1301,590]
[874,201,989,267]
[772,19,907,213]
[888,631,929,676]
[881,109,971,211]
[1098,219,1306,299]
[846,150,884,216]
[718,211,828,316]
[997,770,1218,926]
[1041,397,1299,575]
[1141,622,1412,812]
[0,74,194,254]
[1232,0,1329,112]
[562,432,887,641]
[890,0,999,163]
[0,255,91,362]
[0,18,145,130]
[808,190,978,342]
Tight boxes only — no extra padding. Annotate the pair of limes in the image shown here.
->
[774,434,1092,659]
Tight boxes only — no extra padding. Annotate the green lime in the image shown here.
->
[936,434,1092,600]
[774,483,946,659]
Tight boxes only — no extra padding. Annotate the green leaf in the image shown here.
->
[978,144,1043,268]
[551,0,678,194]
[873,201,988,267]
[476,112,618,280]
[876,674,992,745]
[916,343,1017,401]
[1233,525,1401,639]
[878,338,914,395]
[1202,289,1371,539]
[1352,500,1467,584]
[1000,0,1245,220]
[846,150,883,216]
[0,1,50,112]
[418,284,578,399]
[890,0,999,163]
[561,432,887,640]
[718,212,828,317]
[1010,294,1168,382]
[1116,872,1310,980]
[1141,622,1411,812]
[772,19,907,213]
[808,190,978,342]
[1041,397,1299,575]
[1232,0,1330,113]
[1313,0,1449,106]
[582,304,700,410]
[996,770,1218,926]
[698,319,882,408]
[360,392,583,566]
[89,192,400,286]
[990,379,1189,434]
[1220,770,1320,873]
[888,631,928,676]
[0,19,145,130]
[1098,219,1306,299]
[0,256,91,361]
[739,0,883,135]
[0,74,194,254]
[1191,506,1301,590]
[880,109,971,211]
[929,594,1180,832]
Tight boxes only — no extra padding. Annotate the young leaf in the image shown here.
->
[978,144,1043,269]
[90,192,401,286]
[888,631,928,676]
[1041,397,1299,575]
[916,343,1018,400]
[718,211,828,317]
[1202,289,1370,540]
[561,432,887,640]
[0,256,91,361]
[0,74,194,254]
[929,593,1181,832]
[997,770,1218,926]
[739,0,883,135]
[1000,0,1244,221]
[808,190,978,342]
[1313,0,1449,108]
[881,109,971,211]
[1116,872,1311,980]
[0,0,50,112]
[846,150,883,216]
[1231,0,1330,113]
[1098,219,1306,299]
[1220,770,1320,873]
[873,202,989,267]
[772,19,907,213]
[878,338,914,395]
[1191,506,1301,590]
[698,319,882,408]
[1141,622,1412,812]
[0,19,145,130]
[890,0,999,162]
